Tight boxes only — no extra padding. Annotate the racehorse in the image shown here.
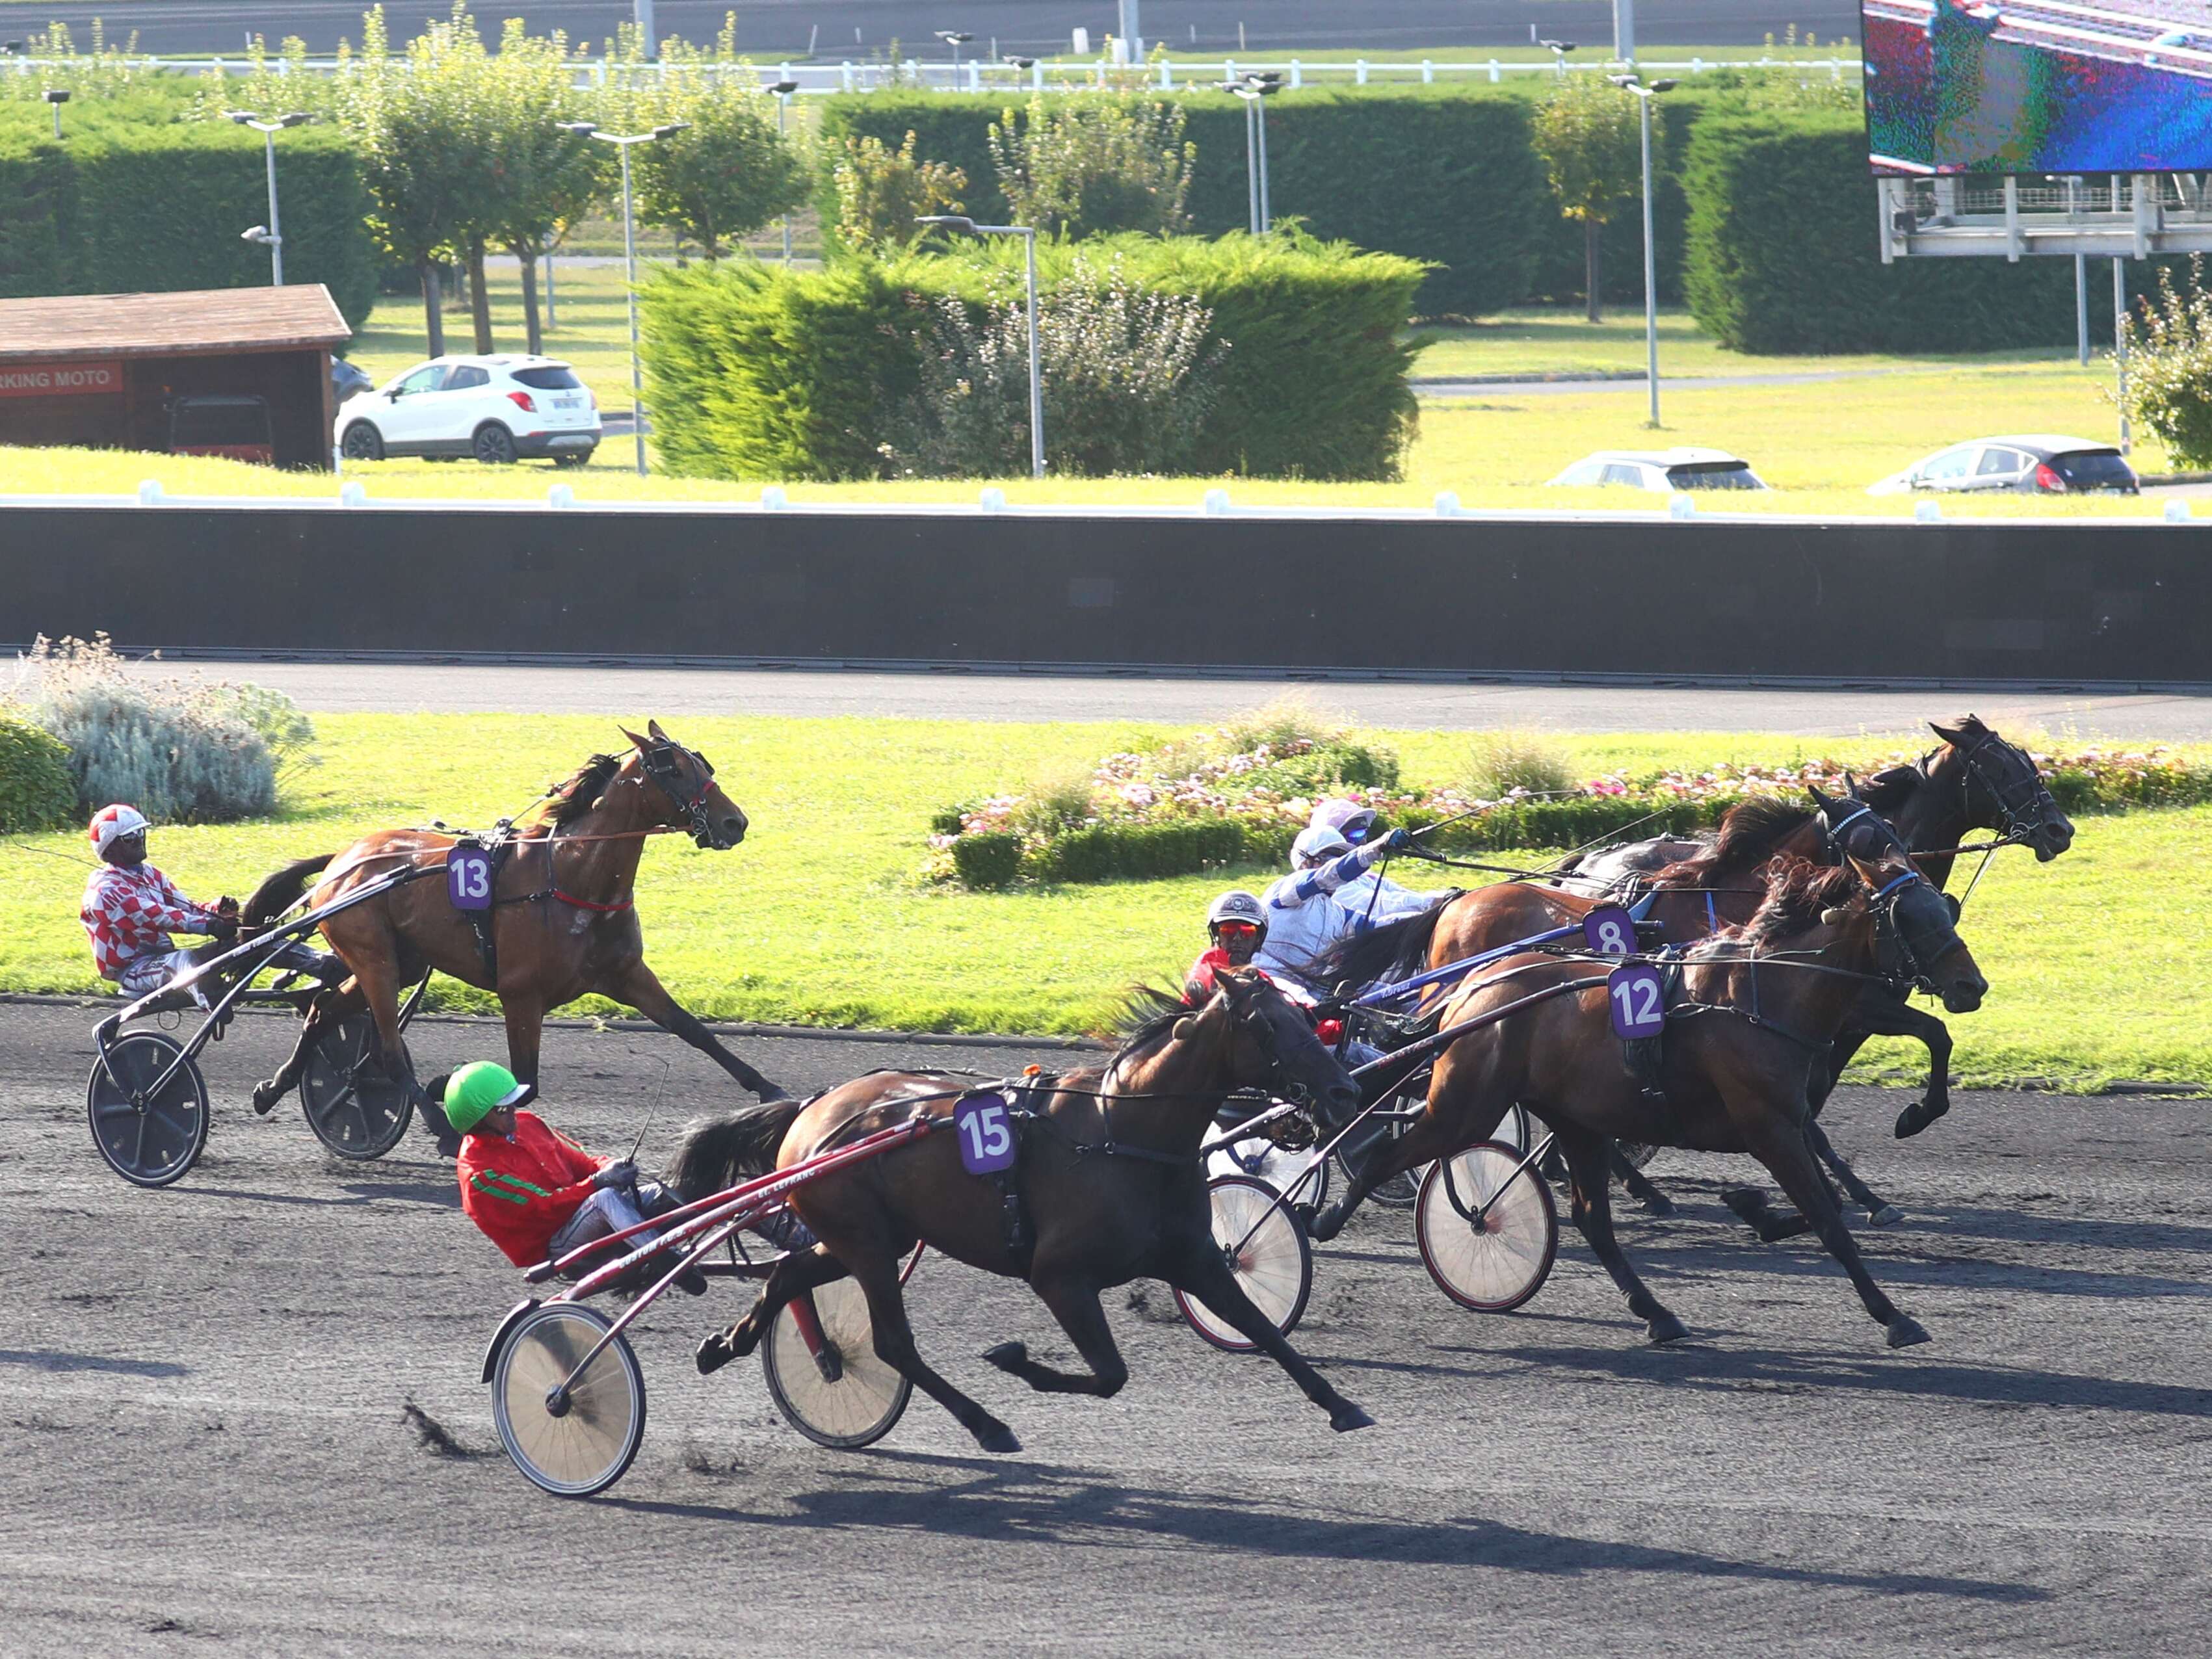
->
[241,723,789,1134]
[1308,811,1990,1351]
[1319,716,2068,1227]
[670,969,1374,1455]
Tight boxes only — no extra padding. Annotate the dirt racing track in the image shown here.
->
[7,1000,2209,1655]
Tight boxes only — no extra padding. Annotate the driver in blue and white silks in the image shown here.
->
[1255,820,1415,997]
[1308,799,1436,928]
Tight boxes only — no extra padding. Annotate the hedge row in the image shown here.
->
[0,98,379,328]
[639,233,1427,481]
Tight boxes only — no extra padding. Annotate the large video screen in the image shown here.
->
[1863,0,2212,174]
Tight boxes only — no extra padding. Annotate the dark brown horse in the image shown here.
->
[670,969,1373,1455]
[1309,825,1990,1351]
[241,722,788,1134]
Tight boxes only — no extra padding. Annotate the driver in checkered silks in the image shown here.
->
[80,803,341,1007]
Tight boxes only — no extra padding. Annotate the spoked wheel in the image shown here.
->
[86,1030,209,1188]
[1177,1175,1314,1353]
[298,1010,415,1160]
[761,1275,912,1449]
[490,1303,646,1498]
[1417,1142,1559,1314]
[1207,1138,1330,1210]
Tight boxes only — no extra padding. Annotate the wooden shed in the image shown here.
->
[0,285,352,471]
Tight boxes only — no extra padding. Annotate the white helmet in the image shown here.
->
[1206,889,1266,934]
[1291,824,1351,869]
[88,803,149,856]
[1311,798,1380,846]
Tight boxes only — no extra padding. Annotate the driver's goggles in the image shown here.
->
[1213,921,1260,941]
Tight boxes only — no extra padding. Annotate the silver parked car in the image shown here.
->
[1546,447,1768,491]
[1867,434,2138,495]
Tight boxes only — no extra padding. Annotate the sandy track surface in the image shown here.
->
[6,1000,2208,1655]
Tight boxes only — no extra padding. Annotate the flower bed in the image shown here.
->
[927,730,2212,890]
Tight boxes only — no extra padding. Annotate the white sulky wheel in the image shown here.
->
[761,1276,912,1450]
[1417,1142,1559,1314]
[490,1303,646,1498]
[86,1030,209,1188]
[298,1010,415,1160]
[1206,1136,1330,1210]
[1177,1174,1314,1353]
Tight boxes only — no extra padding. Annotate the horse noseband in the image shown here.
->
[640,744,716,844]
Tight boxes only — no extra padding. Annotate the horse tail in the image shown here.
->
[667,1099,804,1200]
[1311,892,1460,991]
[244,854,336,930]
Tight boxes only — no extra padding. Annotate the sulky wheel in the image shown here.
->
[1177,1174,1314,1353]
[86,1030,209,1188]
[1207,1136,1330,1210]
[490,1303,646,1498]
[1417,1142,1559,1314]
[761,1277,912,1450]
[298,1010,415,1160]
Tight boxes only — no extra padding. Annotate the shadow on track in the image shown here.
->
[0,1348,188,1378]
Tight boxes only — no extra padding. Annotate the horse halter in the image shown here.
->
[1944,729,2061,847]
[1815,796,1961,993]
[638,740,718,844]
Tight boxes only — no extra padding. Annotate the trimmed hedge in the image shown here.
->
[819,87,1550,317]
[1682,109,2141,354]
[640,233,1426,480]
[0,709,77,833]
[0,99,378,329]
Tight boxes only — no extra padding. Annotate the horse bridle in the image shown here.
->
[639,740,718,844]
[1936,729,2062,847]
[1819,799,1966,993]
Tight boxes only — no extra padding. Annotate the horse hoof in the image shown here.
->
[982,1340,1028,1374]
[1894,1099,1949,1140]
[432,1131,461,1159]
[1641,1192,1677,1219]
[695,1334,735,1376]
[1646,1313,1690,1345]
[1868,1205,1903,1227]
[1886,1314,1932,1350]
[758,1086,797,1104]
[1721,1186,1770,1221]
[250,1083,281,1117]
[1329,1404,1376,1433]
[975,1423,1022,1455]
[1306,1207,1344,1244]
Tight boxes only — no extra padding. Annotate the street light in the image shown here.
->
[42,87,70,138]
[559,119,689,475]
[769,79,800,265]
[1219,75,1278,234]
[936,30,973,80]
[224,110,312,285]
[917,214,1044,478]
[1609,74,1676,428]
[1540,38,1577,75]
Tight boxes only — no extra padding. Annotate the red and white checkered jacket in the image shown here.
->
[81,863,221,982]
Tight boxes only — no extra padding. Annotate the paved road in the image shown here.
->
[6,999,2207,1654]
[7,1,1863,57]
[120,657,2212,739]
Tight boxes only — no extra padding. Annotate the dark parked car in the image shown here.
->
[1869,434,2139,495]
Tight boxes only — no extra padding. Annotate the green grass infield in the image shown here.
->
[3,712,2204,1091]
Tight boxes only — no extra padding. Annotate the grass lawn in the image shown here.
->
[1,713,2202,1090]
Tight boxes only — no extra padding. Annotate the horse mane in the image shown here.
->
[1109,985,1193,1062]
[1650,768,1921,890]
[1728,855,1864,948]
[533,752,624,828]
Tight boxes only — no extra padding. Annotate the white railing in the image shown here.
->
[2,53,1863,95]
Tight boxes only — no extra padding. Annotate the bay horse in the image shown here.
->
[1308,818,1990,1351]
[670,969,1373,1456]
[241,722,789,1137]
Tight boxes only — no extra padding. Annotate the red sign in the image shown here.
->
[0,361,122,398]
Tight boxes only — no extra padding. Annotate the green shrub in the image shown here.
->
[988,94,1194,239]
[2114,259,2212,468]
[831,131,968,253]
[640,231,1425,481]
[951,831,1023,889]
[1463,729,1576,800]
[819,86,1548,317]
[0,709,77,833]
[1042,818,1246,883]
[0,98,378,326]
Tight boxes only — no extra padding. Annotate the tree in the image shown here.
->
[481,20,609,354]
[1531,75,1644,323]
[612,15,809,259]
[2114,257,2212,467]
[987,94,1194,239]
[832,131,967,252]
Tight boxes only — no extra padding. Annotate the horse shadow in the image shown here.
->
[608,1449,2044,1602]
[0,1348,188,1379]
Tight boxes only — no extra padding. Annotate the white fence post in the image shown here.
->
[1289,59,1301,88]
[1354,58,1367,85]
[1488,59,1501,83]
[1421,59,1433,84]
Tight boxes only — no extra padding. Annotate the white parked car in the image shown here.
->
[1546,447,1769,491]
[335,354,599,467]
[1866,435,2138,495]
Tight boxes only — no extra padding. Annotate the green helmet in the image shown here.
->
[442,1060,529,1134]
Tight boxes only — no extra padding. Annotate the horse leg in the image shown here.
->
[596,958,791,1103]
[1809,1120,1901,1225]
[1163,1243,1373,1433]
[250,984,359,1114]
[982,1275,1129,1398]
[1741,1108,1929,1349]
[1870,1001,1957,1140]
[696,1243,850,1374]
[826,1236,1021,1454]
[1559,1126,1687,1344]
[499,991,547,1086]
[1609,1142,1676,1218]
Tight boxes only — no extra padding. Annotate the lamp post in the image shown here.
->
[42,86,69,138]
[917,215,1043,478]
[1220,75,1278,233]
[769,78,799,263]
[936,30,973,84]
[1540,38,1577,75]
[1609,73,1675,428]
[224,109,312,285]
[560,119,689,475]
